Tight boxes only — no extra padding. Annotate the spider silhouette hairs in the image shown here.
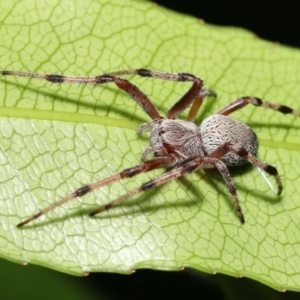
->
[1,69,299,227]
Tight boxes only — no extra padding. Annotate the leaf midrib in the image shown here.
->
[0,107,139,130]
[2,105,299,151]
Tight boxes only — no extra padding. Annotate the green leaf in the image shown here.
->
[1,0,300,292]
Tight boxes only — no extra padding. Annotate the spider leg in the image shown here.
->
[16,156,174,227]
[216,96,300,117]
[209,141,283,195]
[0,70,162,120]
[186,89,217,122]
[1,69,219,120]
[90,156,245,223]
[101,69,210,119]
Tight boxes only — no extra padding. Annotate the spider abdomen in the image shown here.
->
[200,114,258,166]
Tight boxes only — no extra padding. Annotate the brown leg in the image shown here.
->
[1,69,217,120]
[16,156,174,227]
[216,96,300,117]
[209,141,283,195]
[186,89,217,122]
[0,70,162,120]
[106,69,208,119]
[90,156,245,223]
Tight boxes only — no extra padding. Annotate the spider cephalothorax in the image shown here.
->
[0,68,299,226]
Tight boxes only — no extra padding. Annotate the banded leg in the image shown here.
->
[217,96,300,117]
[0,69,216,120]
[89,156,245,223]
[208,141,283,195]
[16,156,174,227]
[102,69,205,118]
[0,70,162,120]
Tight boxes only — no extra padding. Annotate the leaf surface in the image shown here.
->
[0,0,300,291]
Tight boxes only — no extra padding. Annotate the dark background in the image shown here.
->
[156,0,299,48]
[2,1,299,299]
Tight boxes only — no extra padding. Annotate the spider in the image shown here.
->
[1,69,299,227]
